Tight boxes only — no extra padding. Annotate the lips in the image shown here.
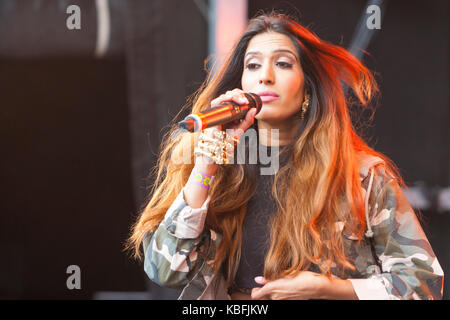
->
[257,91,279,103]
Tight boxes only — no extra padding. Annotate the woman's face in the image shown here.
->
[241,31,305,125]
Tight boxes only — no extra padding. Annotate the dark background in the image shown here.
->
[0,0,448,299]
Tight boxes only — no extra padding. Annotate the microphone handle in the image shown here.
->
[201,102,250,127]
[180,102,250,132]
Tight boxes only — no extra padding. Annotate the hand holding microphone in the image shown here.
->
[184,89,260,167]
[178,89,261,133]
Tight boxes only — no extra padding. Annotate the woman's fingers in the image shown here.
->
[238,108,256,131]
[223,107,257,138]
[254,276,268,284]
[210,88,258,139]
[211,89,248,107]
[251,283,272,300]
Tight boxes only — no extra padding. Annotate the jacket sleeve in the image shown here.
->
[142,185,219,290]
[349,165,444,300]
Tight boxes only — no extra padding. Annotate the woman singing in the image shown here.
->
[126,12,443,300]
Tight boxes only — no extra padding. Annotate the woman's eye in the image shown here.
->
[276,62,293,69]
[245,63,260,70]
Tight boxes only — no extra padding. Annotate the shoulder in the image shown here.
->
[356,151,397,195]
[356,151,385,182]
[355,151,400,220]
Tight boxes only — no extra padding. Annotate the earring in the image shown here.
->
[300,93,310,120]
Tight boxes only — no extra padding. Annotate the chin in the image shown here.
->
[255,110,278,120]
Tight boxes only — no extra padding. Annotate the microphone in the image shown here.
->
[177,92,262,132]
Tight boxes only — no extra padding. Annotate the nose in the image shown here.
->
[258,62,274,85]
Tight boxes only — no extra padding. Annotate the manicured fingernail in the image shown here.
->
[255,276,264,282]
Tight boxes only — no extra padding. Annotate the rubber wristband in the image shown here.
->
[189,169,215,189]
[190,180,210,190]
[192,169,213,179]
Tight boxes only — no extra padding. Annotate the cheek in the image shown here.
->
[282,76,304,106]
[241,72,254,91]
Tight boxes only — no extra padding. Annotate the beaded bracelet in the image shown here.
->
[193,127,239,165]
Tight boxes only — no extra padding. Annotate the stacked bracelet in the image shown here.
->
[193,127,239,165]
[189,169,215,190]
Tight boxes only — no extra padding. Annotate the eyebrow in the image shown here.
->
[245,49,298,61]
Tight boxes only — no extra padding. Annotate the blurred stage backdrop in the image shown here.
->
[0,0,448,299]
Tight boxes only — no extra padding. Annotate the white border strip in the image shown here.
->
[94,0,111,58]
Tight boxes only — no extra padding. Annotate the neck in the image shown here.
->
[257,118,300,147]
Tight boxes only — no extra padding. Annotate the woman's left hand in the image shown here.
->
[251,271,327,300]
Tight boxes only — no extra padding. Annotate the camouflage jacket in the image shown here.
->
[142,153,444,300]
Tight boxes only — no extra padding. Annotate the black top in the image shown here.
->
[232,143,291,291]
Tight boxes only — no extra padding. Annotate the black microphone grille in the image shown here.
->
[244,93,262,114]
